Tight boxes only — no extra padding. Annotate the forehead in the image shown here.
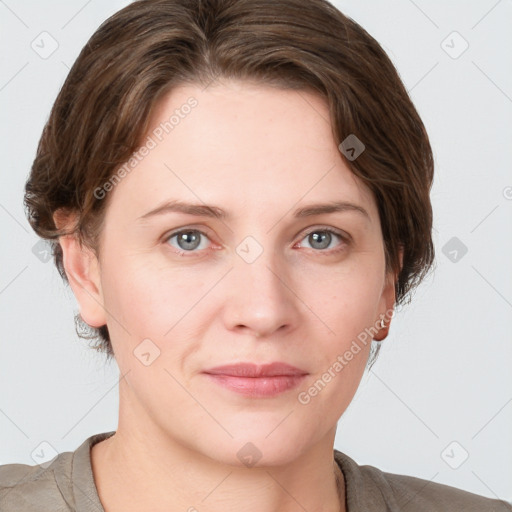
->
[107,80,377,222]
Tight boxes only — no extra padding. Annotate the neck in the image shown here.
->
[91,423,345,512]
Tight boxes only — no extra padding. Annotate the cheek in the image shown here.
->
[293,259,382,398]
[298,258,384,335]
[100,231,384,352]
[100,263,206,381]
[99,248,207,352]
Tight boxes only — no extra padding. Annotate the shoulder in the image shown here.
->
[334,449,512,512]
[0,431,115,512]
[0,450,74,511]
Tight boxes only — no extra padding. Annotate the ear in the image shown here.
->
[374,245,403,341]
[53,210,107,329]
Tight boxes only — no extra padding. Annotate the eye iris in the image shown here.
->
[177,231,201,250]
[172,230,336,252]
[309,231,331,250]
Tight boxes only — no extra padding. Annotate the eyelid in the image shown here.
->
[299,224,351,242]
[162,224,351,256]
[163,225,213,242]
[163,225,350,242]
[295,225,351,254]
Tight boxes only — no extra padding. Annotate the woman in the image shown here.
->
[1,0,510,510]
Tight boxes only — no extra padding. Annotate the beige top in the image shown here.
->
[1,430,511,511]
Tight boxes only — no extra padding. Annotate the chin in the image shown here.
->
[193,421,320,469]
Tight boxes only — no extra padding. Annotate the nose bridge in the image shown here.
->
[234,233,287,297]
[221,233,299,336]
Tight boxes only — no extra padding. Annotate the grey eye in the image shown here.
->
[307,231,332,250]
[301,230,343,251]
[167,230,209,252]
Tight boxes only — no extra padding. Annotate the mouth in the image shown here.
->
[202,362,308,397]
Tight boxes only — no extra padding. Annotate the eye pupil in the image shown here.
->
[177,231,201,250]
[309,231,331,250]
[169,229,340,254]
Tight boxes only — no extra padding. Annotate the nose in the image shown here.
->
[220,245,301,339]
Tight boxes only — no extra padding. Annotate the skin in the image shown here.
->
[55,80,400,512]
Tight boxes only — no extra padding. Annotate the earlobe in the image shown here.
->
[53,211,107,329]
[374,245,404,341]
[373,274,395,341]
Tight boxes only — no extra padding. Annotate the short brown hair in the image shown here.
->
[24,0,435,361]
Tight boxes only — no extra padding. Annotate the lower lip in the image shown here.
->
[203,374,307,397]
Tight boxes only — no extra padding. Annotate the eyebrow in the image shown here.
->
[138,200,370,221]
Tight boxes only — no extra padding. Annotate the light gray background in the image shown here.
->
[1,0,511,503]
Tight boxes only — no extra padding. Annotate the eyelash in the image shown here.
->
[163,226,350,258]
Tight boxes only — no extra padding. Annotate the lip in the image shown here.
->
[203,362,308,377]
[202,362,308,398]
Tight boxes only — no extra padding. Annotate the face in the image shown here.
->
[67,80,397,466]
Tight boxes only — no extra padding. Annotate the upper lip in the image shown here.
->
[203,362,308,377]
